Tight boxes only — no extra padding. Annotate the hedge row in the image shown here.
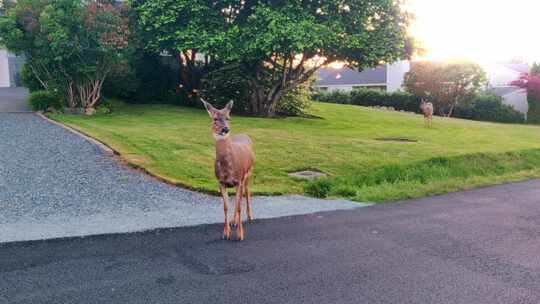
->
[314,89,525,124]
[453,94,525,124]
[313,89,421,113]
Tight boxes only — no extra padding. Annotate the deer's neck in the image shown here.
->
[215,136,233,162]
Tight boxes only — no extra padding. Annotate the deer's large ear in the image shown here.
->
[223,100,234,114]
[201,98,217,117]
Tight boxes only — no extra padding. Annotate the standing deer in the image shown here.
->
[420,99,434,128]
[201,99,255,241]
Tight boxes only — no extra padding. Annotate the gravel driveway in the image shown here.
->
[0,113,366,243]
[0,87,30,112]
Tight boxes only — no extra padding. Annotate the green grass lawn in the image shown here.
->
[49,102,540,202]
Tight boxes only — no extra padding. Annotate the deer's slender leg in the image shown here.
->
[220,184,231,240]
[245,179,253,222]
[230,184,240,227]
[234,183,244,241]
[230,216,237,228]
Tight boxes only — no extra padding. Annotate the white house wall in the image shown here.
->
[501,90,528,118]
[483,63,522,86]
[0,49,10,87]
[314,83,387,92]
[386,60,410,92]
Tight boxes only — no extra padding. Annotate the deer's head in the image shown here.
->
[420,98,428,109]
[201,99,234,140]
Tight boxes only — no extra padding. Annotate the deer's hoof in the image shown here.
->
[236,229,244,241]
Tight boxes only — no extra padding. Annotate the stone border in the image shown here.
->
[34,112,115,157]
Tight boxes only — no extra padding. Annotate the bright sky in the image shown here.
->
[408,0,540,63]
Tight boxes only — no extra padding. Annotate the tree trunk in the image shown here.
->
[65,81,76,108]
[244,56,324,117]
[175,51,204,104]
[29,64,49,91]
[447,99,458,117]
[249,85,265,116]
[77,77,105,114]
[247,83,287,117]
[447,104,455,117]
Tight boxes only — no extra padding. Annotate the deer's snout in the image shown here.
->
[221,127,230,134]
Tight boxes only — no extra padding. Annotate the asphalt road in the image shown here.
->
[4,179,540,304]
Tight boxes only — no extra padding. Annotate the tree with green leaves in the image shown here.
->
[132,0,225,103]
[0,0,131,112]
[134,0,412,116]
[404,61,487,117]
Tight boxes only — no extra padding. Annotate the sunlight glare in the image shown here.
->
[408,0,540,63]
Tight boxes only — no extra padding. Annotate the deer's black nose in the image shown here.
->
[222,127,230,134]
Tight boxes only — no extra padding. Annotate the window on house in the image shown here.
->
[319,87,328,91]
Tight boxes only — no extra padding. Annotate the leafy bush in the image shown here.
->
[28,91,62,111]
[276,85,312,116]
[313,88,421,112]
[453,93,525,124]
[304,179,332,198]
[94,98,115,114]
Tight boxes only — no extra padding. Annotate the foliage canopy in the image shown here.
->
[134,0,412,116]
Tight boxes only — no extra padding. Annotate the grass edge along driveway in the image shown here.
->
[48,101,540,203]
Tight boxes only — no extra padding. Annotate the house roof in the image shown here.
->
[315,66,387,86]
[503,63,529,74]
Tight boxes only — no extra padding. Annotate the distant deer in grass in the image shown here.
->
[201,99,255,241]
[420,99,434,128]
